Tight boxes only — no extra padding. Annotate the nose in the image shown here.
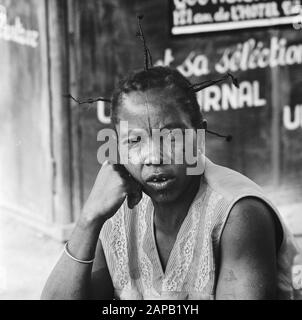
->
[142,140,164,165]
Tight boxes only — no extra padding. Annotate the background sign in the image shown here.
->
[72,0,302,210]
[170,0,302,35]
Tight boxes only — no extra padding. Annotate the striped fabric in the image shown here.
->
[99,158,299,300]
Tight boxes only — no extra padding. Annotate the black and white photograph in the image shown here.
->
[1,0,302,304]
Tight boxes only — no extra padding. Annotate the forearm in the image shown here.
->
[41,215,105,300]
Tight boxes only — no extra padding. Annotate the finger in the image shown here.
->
[126,179,142,209]
[132,191,142,207]
[127,195,134,209]
[127,190,142,209]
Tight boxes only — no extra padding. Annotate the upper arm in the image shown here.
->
[91,239,114,300]
[215,198,279,300]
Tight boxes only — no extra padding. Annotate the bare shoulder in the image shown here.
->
[221,197,279,259]
[226,197,277,230]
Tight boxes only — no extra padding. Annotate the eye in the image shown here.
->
[166,132,176,143]
[170,131,177,142]
[166,129,185,142]
[128,136,142,145]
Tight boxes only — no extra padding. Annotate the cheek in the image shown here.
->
[171,140,186,164]
[127,147,145,165]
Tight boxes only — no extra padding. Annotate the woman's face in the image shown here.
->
[115,87,202,203]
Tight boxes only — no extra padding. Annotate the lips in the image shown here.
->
[146,173,174,183]
[145,173,176,191]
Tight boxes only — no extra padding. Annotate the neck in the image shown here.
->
[152,175,202,234]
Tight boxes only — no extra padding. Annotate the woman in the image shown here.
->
[41,67,298,300]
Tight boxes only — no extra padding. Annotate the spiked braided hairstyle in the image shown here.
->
[111,66,203,129]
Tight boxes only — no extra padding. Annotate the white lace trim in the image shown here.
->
[162,196,203,291]
[194,192,222,292]
[109,205,131,290]
[137,195,154,290]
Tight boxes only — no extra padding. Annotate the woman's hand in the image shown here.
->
[41,161,140,300]
[82,160,142,223]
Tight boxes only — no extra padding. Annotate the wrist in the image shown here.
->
[78,211,106,232]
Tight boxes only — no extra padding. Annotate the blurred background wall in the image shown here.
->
[0,0,301,241]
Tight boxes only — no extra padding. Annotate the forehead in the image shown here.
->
[117,88,193,130]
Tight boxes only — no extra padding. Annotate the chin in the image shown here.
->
[143,187,183,204]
